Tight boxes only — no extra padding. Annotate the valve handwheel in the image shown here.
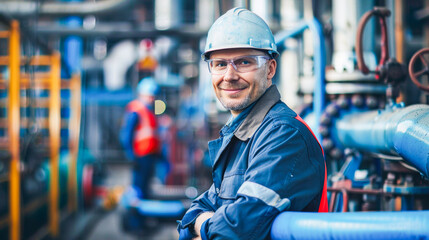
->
[356,7,407,100]
[409,48,429,92]
[356,7,391,77]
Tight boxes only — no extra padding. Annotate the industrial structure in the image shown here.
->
[0,0,428,239]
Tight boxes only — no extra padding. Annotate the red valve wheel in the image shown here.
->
[356,7,391,76]
[409,48,429,92]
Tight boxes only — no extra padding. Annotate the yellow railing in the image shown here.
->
[0,20,81,240]
[8,20,21,240]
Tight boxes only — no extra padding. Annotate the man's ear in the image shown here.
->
[267,59,277,79]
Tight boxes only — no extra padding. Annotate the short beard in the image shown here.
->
[220,94,252,111]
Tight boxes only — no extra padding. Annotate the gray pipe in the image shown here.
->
[33,23,206,38]
[0,0,132,17]
[333,104,429,177]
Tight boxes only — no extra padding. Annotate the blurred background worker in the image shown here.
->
[120,77,161,199]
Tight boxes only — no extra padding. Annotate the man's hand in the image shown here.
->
[193,211,214,239]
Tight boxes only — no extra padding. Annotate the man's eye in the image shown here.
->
[213,61,227,67]
[236,58,255,66]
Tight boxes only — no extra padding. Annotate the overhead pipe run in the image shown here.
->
[0,0,207,38]
[33,23,207,39]
[0,0,133,17]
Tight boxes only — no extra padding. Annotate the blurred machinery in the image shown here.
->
[270,1,429,239]
[0,0,428,240]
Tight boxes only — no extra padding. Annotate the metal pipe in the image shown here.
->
[31,23,207,39]
[250,0,273,26]
[275,18,326,141]
[155,0,183,30]
[271,211,429,240]
[0,0,133,17]
[332,104,429,178]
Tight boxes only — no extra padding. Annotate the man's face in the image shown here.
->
[209,48,277,116]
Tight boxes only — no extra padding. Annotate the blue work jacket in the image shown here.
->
[178,85,327,240]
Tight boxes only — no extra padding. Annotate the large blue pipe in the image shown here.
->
[271,211,429,240]
[270,104,429,239]
[332,104,429,178]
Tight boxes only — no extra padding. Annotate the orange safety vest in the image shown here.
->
[126,100,160,156]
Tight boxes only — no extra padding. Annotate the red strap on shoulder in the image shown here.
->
[318,162,329,212]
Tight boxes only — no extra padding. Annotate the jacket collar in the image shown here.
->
[234,85,281,141]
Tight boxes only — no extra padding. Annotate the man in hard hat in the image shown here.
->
[177,7,328,240]
[120,77,161,199]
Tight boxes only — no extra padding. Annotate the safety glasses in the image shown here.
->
[205,55,271,75]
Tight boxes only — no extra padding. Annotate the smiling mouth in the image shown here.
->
[222,88,245,95]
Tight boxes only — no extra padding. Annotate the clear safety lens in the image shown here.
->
[206,55,270,75]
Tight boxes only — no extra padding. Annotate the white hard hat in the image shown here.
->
[202,7,279,60]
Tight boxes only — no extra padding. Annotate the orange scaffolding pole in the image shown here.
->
[8,20,21,240]
[68,74,81,213]
[49,52,61,237]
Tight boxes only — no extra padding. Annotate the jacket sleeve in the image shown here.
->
[119,112,139,160]
[202,123,325,239]
[177,184,218,239]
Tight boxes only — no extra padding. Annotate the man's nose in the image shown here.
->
[223,63,239,81]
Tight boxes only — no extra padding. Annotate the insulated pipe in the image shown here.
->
[332,104,429,178]
[0,0,132,17]
[271,211,429,240]
[275,18,326,141]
